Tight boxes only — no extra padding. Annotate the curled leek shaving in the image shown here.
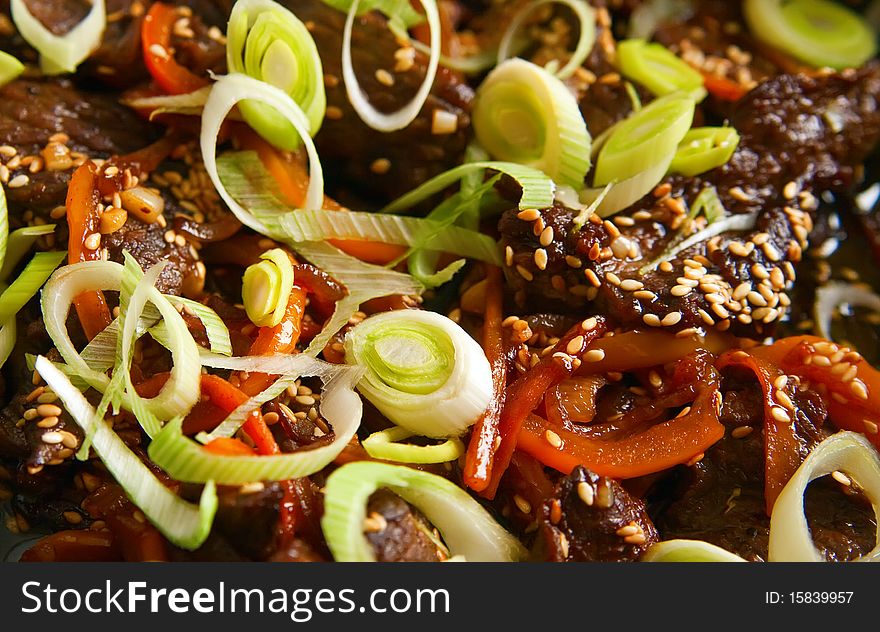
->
[744,0,877,70]
[227,0,326,149]
[242,247,294,327]
[344,310,492,438]
[41,259,201,425]
[340,0,441,132]
[641,539,747,562]
[497,0,597,80]
[321,461,528,562]
[473,58,592,188]
[769,431,880,562]
[668,127,740,177]
[10,0,106,74]
[617,39,706,101]
[148,358,365,484]
[362,426,465,464]
[813,281,880,343]
[35,357,218,551]
[0,51,24,88]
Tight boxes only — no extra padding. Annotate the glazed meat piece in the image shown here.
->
[651,372,877,561]
[0,315,83,469]
[0,1,230,88]
[285,0,473,203]
[500,66,880,339]
[365,489,448,562]
[539,466,659,562]
[0,78,155,215]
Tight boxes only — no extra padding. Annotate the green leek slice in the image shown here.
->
[227,0,326,149]
[642,539,747,562]
[242,247,294,327]
[593,93,695,187]
[321,461,528,561]
[617,39,706,101]
[497,0,597,80]
[669,126,740,177]
[769,432,880,562]
[0,51,24,88]
[35,356,217,550]
[10,0,106,74]
[473,58,591,188]
[345,310,492,438]
[362,426,465,464]
[743,0,877,70]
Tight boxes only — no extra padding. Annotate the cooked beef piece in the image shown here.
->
[0,78,153,157]
[0,313,84,467]
[0,1,231,88]
[500,66,880,339]
[0,78,202,294]
[0,78,155,217]
[101,214,200,295]
[365,489,447,562]
[211,483,285,560]
[651,374,877,561]
[539,466,659,562]
[284,0,473,203]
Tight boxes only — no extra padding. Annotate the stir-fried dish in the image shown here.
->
[1,0,879,563]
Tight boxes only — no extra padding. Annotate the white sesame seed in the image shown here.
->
[41,432,63,445]
[643,313,661,327]
[731,426,753,439]
[661,312,682,327]
[577,481,594,506]
[770,407,791,424]
[619,279,644,292]
[517,208,540,221]
[670,284,692,297]
[544,430,563,448]
[582,349,606,362]
[513,494,532,514]
[8,174,29,188]
[566,336,585,355]
[534,248,548,270]
[850,379,869,400]
[831,470,852,486]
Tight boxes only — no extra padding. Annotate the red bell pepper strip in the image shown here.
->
[203,436,257,456]
[717,349,804,515]
[482,317,609,499]
[750,336,880,451]
[66,163,113,341]
[236,129,407,265]
[199,374,279,456]
[516,375,725,479]
[702,73,748,102]
[576,328,737,375]
[21,530,121,562]
[237,285,309,398]
[464,265,506,492]
[142,3,210,95]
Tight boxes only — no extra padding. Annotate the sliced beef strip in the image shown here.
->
[284,0,474,203]
[365,489,447,562]
[0,1,230,88]
[0,311,84,467]
[500,66,880,339]
[0,78,204,295]
[539,465,659,562]
[651,373,877,562]
[0,78,156,217]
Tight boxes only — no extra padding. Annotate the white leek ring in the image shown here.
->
[769,432,880,562]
